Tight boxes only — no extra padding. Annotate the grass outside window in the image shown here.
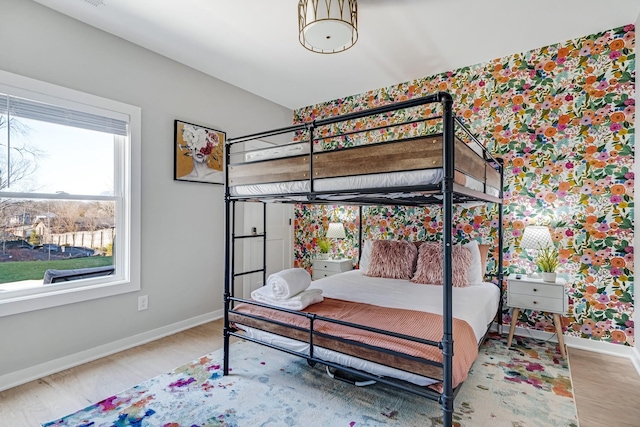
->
[1,256,113,284]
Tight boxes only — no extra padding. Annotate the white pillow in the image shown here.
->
[359,239,374,273]
[463,240,483,285]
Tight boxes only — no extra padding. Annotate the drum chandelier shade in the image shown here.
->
[298,0,358,54]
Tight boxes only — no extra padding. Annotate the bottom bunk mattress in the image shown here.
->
[229,270,500,388]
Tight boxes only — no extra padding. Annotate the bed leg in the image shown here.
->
[498,289,504,336]
[223,327,230,375]
[441,341,454,427]
[440,393,454,427]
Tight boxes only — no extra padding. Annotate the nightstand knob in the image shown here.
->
[533,301,538,305]
[533,288,538,292]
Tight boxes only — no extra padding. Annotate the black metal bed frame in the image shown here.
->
[223,92,504,427]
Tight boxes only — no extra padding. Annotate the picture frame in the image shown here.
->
[174,120,226,185]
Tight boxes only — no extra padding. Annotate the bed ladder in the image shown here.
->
[224,200,267,375]
[230,200,267,299]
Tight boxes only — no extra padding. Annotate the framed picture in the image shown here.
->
[174,120,226,185]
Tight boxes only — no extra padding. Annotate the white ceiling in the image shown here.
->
[34,0,640,110]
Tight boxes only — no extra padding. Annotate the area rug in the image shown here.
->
[43,334,578,427]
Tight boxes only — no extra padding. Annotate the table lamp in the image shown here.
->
[520,225,553,278]
[326,222,346,260]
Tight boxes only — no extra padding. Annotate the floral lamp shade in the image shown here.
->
[326,222,346,239]
[520,226,553,250]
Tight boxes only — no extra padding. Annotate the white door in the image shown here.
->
[265,203,293,275]
[242,203,293,298]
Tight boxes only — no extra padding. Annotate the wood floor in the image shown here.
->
[570,347,640,427]
[1,319,638,426]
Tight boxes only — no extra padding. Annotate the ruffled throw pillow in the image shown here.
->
[364,240,417,280]
[412,242,472,287]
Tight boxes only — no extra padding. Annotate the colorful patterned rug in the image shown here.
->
[43,334,578,427]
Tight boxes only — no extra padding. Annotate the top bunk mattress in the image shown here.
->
[229,168,500,199]
[244,142,308,161]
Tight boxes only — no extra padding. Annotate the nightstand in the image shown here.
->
[312,258,352,280]
[506,274,568,358]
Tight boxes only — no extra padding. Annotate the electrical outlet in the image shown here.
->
[138,295,148,311]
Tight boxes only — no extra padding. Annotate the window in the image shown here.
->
[0,70,140,316]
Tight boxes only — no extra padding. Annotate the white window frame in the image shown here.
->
[0,70,141,317]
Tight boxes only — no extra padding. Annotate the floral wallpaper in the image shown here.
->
[293,25,635,347]
[294,205,360,271]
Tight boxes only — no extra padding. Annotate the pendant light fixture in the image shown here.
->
[298,0,358,54]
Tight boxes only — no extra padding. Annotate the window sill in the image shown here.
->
[0,280,44,292]
[0,278,140,317]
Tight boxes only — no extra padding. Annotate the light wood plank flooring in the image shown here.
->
[570,347,640,427]
[0,321,226,426]
[1,320,638,426]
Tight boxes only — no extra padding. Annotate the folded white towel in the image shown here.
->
[251,287,323,310]
[267,268,312,300]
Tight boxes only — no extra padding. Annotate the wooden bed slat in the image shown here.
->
[454,143,485,183]
[228,155,309,186]
[312,136,485,181]
[229,312,445,381]
[485,164,501,190]
[313,137,443,178]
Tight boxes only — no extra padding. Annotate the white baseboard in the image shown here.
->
[631,347,640,377]
[0,309,223,392]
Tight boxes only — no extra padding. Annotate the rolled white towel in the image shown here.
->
[267,268,311,300]
[251,287,323,310]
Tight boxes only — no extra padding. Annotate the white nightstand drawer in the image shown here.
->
[508,293,564,313]
[312,258,352,280]
[312,271,336,280]
[313,259,352,272]
[509,280,564,299]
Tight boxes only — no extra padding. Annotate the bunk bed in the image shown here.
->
[223,92,504,427]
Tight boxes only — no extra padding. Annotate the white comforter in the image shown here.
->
[308,269,500,342]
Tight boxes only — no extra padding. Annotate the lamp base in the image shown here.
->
[527,272,541,279]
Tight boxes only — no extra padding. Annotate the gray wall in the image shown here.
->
[0,0,292,377]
